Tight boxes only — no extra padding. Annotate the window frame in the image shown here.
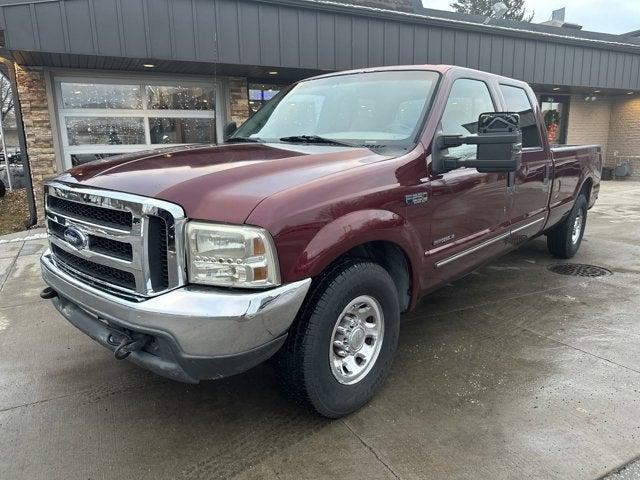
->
[53,74,223,169]
[498,83,544,152]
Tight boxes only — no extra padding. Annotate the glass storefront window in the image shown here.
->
[149,118,216,144]
[56,77,219,168]
[248,84,281,114]
[60,82,142,109]
[540,95,569,144]
[146,85,215,110]
[65,117,145,145]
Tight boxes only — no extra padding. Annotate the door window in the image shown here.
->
[55,77,219,168]
[441,79,495,159]
[500,84,541,149]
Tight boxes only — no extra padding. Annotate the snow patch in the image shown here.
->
[0,233,47,244]
[0,313,9,332]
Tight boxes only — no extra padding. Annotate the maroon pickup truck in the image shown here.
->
[41,65,601,417]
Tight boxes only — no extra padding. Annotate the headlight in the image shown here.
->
[185,222,280,288]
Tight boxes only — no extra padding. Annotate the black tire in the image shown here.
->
[547,194,587,259]
[0,179,5,198]
[275,260,400,418]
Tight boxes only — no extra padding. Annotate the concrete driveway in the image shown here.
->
[1,182,639,480]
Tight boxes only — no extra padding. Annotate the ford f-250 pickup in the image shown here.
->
[40,65,601,418]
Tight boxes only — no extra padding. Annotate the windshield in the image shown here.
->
[231,70,440,151]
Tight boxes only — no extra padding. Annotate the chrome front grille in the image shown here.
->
[44,182,187,301]
[47,195,133,228]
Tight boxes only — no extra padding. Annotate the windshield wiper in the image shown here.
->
[279,135,356,147]
[226,136,263,143]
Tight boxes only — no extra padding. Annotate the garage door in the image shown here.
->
[53,74,221,168]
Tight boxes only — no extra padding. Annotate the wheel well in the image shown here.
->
[580,177,593,203]
[329,241,412,313]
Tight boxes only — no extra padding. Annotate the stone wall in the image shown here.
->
[228,77,250,126]
[15,65,56,224]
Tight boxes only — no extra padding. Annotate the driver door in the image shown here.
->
[425,77,511,285]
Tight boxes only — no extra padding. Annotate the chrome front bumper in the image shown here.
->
[41,250,311,382]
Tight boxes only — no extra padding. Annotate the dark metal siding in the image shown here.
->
[2,0,640,90]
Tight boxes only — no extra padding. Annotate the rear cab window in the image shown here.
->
[499,84,542,149]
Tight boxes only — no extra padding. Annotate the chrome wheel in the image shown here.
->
[330,295,384,385]
[571,211,583,244]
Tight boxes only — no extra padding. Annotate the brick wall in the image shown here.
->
[228,77,250,126]
[15,65,56,224]
[607,96,640,175]
[566,94,612,160]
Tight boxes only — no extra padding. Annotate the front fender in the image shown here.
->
[290,209,424,289]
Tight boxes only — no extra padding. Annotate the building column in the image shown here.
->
[15,65,56,224]
[228,77,250,126]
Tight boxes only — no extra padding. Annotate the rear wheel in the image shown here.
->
[275,260,400,418]
[547,194,587,259]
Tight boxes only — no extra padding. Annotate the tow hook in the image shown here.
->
[40,287,58,299]
[113,333,151,360]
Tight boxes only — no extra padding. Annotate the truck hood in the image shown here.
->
[56,143,389,224]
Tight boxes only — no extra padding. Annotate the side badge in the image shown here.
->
[405,192,428,206]
[433,234,455,246]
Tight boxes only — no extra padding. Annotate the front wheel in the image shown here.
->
[547,194,587,259]
[275,260,400,418]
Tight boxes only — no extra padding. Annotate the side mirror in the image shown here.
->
[223,121,238,141]
[432,112,522,174]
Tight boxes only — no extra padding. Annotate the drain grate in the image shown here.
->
[548,264,612,277]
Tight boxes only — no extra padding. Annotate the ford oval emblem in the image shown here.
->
[63,226,88,250]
